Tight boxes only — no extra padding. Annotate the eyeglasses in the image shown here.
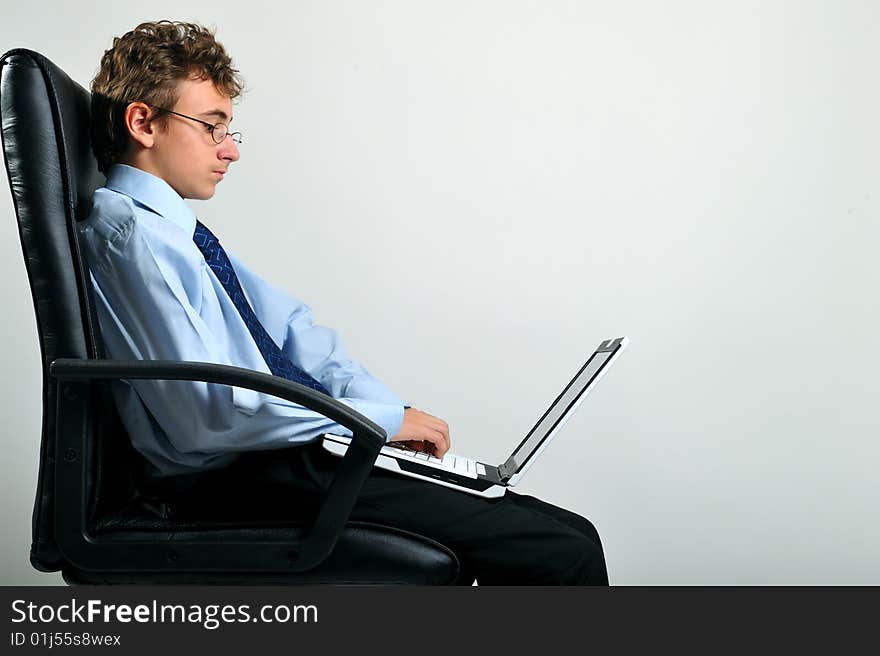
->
[150,106,242,144]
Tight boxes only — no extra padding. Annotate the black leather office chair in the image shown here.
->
[1,48,467,584]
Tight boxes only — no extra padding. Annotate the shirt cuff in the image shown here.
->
[338,399,405,443]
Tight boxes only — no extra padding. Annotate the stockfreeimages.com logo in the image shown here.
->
[11,598,318,631]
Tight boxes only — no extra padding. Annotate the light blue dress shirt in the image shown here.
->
[78,164,405,476]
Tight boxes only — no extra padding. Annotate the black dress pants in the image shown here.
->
[182,442,610,586]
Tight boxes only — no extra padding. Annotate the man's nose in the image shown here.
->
[219,134,240,162]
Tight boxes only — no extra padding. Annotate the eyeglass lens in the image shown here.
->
[211,123,241,144]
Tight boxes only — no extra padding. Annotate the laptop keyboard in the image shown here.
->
[383,442,485,479]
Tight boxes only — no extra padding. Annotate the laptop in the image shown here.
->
[322,336,629,498]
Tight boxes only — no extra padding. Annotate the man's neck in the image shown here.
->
[116,156,184,199]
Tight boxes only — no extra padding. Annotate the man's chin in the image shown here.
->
[186,187,216,201]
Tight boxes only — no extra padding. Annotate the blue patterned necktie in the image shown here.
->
[192,220,331,396]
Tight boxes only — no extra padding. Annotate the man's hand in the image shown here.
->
[389,408,451,458]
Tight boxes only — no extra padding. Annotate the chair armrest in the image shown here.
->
[50,358,389,572]
[50,358,387,440]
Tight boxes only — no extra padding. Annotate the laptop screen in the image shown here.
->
[508,347,616,472]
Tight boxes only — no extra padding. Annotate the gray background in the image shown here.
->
[2,0,878,585]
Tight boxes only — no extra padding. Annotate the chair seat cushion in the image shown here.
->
[87,508,462,584]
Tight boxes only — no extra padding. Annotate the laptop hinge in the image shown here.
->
[497,457,517,482]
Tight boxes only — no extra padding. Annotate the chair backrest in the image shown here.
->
[0,48,111,571]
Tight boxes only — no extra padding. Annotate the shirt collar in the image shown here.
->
[104,164,198,236]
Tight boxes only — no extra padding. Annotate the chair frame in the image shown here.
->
[52,359,389,573]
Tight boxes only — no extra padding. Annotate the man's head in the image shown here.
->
[90,20,245,199]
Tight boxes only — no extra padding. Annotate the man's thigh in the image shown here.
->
[506,492,605,549]
[294,443,602,542]
[233,443,608,584]
[349,468,607,584]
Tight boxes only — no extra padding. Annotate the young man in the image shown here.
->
[82,20,609,585]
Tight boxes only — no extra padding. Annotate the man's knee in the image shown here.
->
[575,516,603,550]
[552,531,608,585]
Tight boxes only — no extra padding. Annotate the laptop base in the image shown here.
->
[322,435,507,498]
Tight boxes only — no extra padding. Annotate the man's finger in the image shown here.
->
[420,415,448,444]
[432,422,450,453]
[426,429,449,457]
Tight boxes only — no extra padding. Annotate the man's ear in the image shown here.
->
[124,102,159,148]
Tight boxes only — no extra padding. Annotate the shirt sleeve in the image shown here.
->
[80,202,403,461]
[229,251,406,441]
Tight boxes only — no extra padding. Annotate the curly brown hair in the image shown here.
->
[90,20,245,175]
